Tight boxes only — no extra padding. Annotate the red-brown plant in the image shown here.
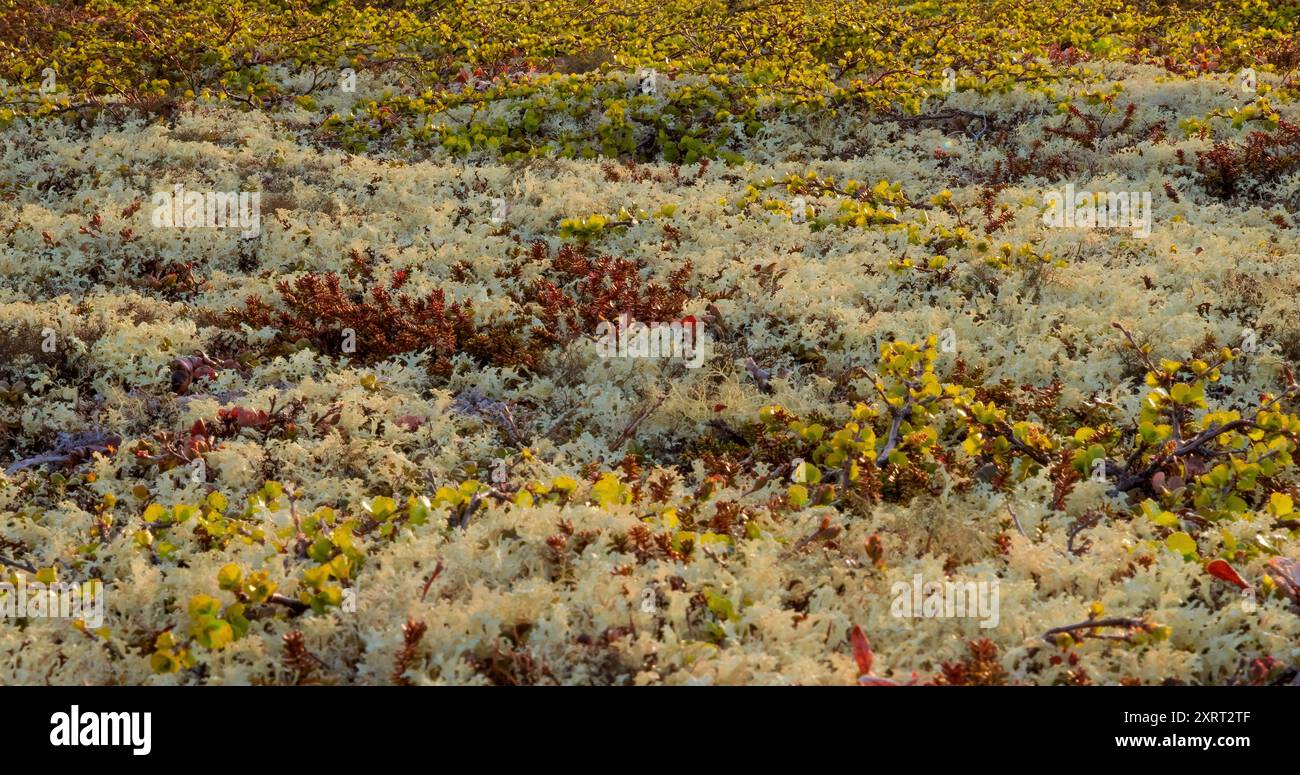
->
[234,270,532,376]
[1196,118,1300,199]
[516,241,694,346]
[233,244,695,376]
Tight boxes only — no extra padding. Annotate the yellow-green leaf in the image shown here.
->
[1166,531,1198,559]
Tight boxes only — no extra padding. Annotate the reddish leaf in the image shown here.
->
[849,625,873,677]
[1205,558,1249,590]
[1206,556,1248,587]
[233,407,268,428]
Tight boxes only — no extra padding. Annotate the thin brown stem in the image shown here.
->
[1042,616,1148,645]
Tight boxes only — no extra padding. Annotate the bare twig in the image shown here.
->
[1113,418,1260,494]
[458,489,484,529]
[610,394,668,451]
[875,396,913,465]
[1006,505,1027,539]
[993,419,1052,466]
[267,593,310,614]
[0,555,37,574]
[1042,616,1149,645]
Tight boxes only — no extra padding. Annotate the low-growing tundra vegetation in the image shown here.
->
[1,0,1300,685]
